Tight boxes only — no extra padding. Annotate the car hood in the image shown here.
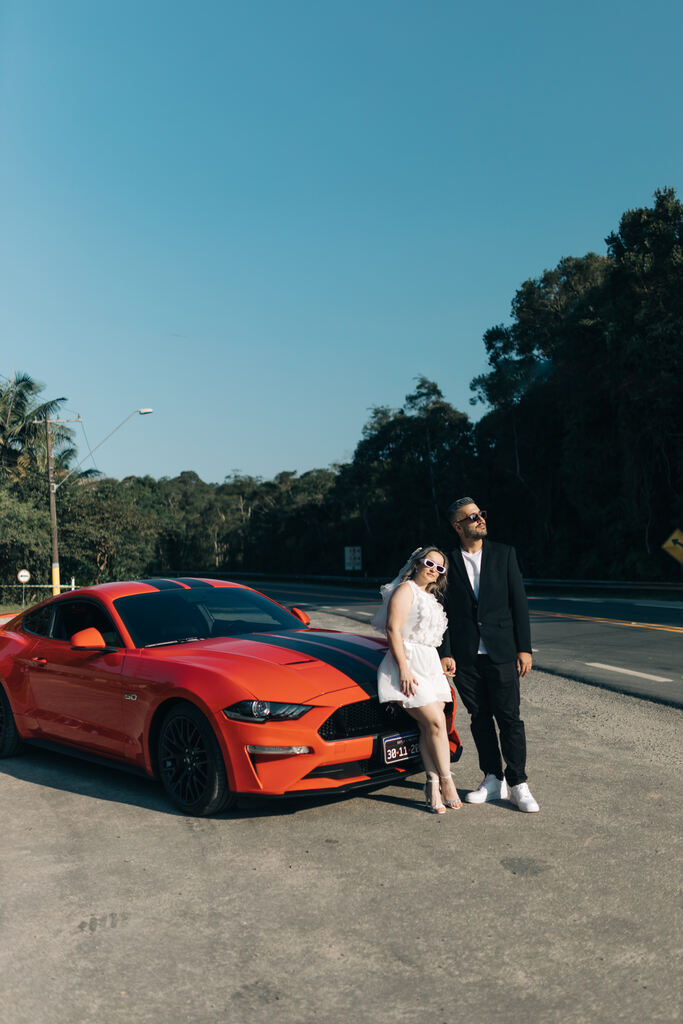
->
[135,629,388,702]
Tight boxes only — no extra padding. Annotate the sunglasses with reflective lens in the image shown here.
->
[456,510,487,524]
[420,558,446,574]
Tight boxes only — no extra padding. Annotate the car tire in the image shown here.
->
[0,685,23,757]
[157,703,234,816]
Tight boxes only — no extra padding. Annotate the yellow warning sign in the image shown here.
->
[661,528,683,564]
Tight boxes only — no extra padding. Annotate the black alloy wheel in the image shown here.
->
[0,685,23,758]
[157,703,233,816]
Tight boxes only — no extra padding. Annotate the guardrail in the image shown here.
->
[2,581,77,591]
[0,580,77,610]
[2,573,681,605]
[523,577,683,593]
[187,570,683,597]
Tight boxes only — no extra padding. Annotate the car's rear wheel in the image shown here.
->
[0,685,23,757]
[157,703,234,816]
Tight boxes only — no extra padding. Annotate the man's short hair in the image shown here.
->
[447,496,476,522]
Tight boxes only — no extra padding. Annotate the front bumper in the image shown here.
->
[214,688,462,797]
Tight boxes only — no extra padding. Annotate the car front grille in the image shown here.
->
[318,698,417,741]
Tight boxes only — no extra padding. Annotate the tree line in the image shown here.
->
[2,188,681,596]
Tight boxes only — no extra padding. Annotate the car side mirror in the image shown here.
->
[70,627,110,651]
[290,607,310,626]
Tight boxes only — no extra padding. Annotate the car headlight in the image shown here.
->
[223,700,311,723]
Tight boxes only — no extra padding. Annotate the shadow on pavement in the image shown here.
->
[0,744,408,821]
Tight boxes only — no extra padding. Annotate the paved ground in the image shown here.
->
[1,610,681,1024]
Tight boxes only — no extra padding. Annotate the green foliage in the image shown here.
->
[0,487,51,580]
[337,377,475,571]
[0,371,73,479]
[471,187,683,579]
[1,190,681,585]
[57,478,162,583]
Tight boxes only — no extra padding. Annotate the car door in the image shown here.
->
[25,598,127,758]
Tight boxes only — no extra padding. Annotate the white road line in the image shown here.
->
[585,662,673,683]
[334,607,350,612]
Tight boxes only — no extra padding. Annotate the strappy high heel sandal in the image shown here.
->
[424,776,446,814]
[440,774,462,809]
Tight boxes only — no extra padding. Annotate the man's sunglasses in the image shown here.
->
[455,510,487,524]
[420,558,446,574]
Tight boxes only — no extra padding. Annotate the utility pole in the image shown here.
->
[45,412,61,595]
[36,411,82,596]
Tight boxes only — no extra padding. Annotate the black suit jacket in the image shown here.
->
[438,540,531,667]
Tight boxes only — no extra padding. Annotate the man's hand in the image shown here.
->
[441,656,456,677]
[517,652,532,678]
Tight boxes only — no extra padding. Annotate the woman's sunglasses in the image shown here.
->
[420,558,446,574]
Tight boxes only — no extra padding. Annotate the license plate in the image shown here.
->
[382,732,420,765]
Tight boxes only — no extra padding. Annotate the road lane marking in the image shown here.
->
[585,662,673,683]
[530,609,683,634]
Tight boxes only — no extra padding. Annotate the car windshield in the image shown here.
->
[113,586,304,649]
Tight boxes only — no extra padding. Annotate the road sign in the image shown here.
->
[661,528,683,565]
[344,546,362,571]
[17,569,31,584]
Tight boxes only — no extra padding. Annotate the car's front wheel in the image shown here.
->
[0,685,23,758]
[157,703,234,816]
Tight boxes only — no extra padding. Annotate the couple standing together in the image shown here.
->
[373,496,539,815]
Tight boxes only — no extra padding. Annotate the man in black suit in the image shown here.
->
[439,496,539,812]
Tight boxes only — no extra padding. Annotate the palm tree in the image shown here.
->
[0,371,70,478]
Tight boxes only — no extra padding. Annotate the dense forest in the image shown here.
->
[2,189,682,596]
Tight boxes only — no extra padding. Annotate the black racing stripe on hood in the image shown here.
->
[240,632,382,696]
[136,579,185,590]
[298,632,388,661]
[173,577,215,588]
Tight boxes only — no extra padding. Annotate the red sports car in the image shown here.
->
[0,578,461,815]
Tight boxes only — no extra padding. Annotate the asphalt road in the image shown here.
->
[240,579,683,708]
[1,605,680,1024]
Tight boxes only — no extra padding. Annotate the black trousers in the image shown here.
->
[454,655,527,787]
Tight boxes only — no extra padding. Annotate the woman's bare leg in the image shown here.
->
[407,702,459,806]
[407,703,446,768]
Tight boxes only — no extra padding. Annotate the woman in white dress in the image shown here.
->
[372,546,461,814]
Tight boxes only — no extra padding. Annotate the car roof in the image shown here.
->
[68,578,242,601]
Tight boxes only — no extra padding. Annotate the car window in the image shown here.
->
[23,604,53,637]
[202,591,299,636]
[114,587,303,648]
[51,600,124,647]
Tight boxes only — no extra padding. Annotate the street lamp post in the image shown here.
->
[45,408,154,595]
[45,411,61,597]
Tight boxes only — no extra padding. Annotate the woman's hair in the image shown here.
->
[400,545,449,597]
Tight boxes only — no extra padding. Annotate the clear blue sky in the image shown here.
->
[2,0,681,483]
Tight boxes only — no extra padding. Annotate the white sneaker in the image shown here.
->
[509,782,540,812]
[464,773,509,803]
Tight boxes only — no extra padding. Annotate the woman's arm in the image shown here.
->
[386,583,419,697]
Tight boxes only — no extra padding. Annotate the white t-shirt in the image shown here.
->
[461,547,487,655]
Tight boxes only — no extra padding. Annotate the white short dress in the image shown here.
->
[376,580,452,710]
